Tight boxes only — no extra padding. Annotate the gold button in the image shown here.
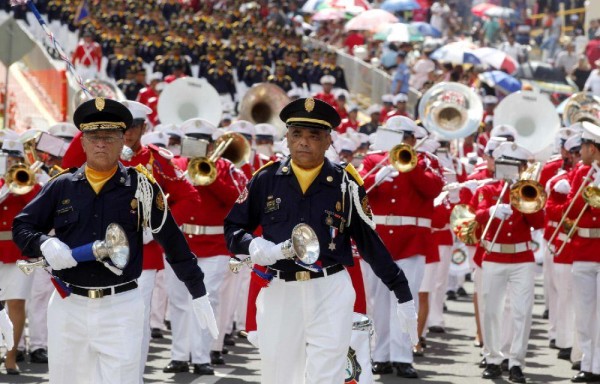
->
[326,176,333,182]
[282,166,289,173]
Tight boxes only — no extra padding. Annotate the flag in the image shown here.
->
[75,0,89,23]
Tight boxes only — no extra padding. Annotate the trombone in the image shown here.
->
[187,132,251,186]
[5,162,42,195]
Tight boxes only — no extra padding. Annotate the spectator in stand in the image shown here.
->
[583,59,600,96]
[498,33,526,63]
[483,16,501,46]
[541,9,563,60]
[554,41,578,75]
[572,56,592,91]
[585,29,600,69]
[359,104,381,135]
[430,0,451,37]
[343,29,365,56]
[391,52,410,95]
[410,46,436,91]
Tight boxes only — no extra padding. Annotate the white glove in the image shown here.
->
[553,179,571,195]
[0,308,14,351]
[142,228,153,245]
[192,294,219,339]
[35,170,51,185]
[249,237,286,266]
[396,300,419,346]
[592,163,600,187]
[374,165,398,186]
[491,204,513,220]
[447,187,461,204]
[463,179,480,193]
[40,238,77,270]
[0,184,9,205]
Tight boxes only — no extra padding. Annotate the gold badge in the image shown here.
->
[95,97,105,111]
[335,201,342,212]
[155,194,165,211]
[361,195,372,218]
[304,97,315,113]
[130,198,138,210]
[61,199,70,205]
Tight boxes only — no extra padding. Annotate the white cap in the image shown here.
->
[483,95,498,104]
[366,104,382,115]
[121,100,152,120]
[559,123,584,140]
[1,136,24,155]
[484,115,494,124]
[393,93,408,104]
[287,88,303,98]
[386,116,418,133]
[581,121,600,144]
[335,137,358,153]
[181,118,218,138]
[149,72,163,82]
[347,104,359,112]
[418,137,440,153]
[0,129,19,144]
[492,141,532,161]
[228,120,255,137]
[155,123,183,138]
[372,116,416,151]
[255,123,276,138]
[414,125,428,139]
[48,123,78,139]
[564,134,582,151]
[335,89,349,99]
[356,132,370,145]
[490,124,517,139]
[484,136,507,155]
[381,94,394,104]
[320,75,336,85]
[141,131,169,147]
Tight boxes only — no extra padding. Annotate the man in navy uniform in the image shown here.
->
[12,98,218,384]
[224,97,418,384]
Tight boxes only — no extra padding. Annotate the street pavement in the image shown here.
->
[2,276,578,383]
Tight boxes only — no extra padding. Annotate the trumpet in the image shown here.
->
[187,132,251,186]
[5,162,41,195]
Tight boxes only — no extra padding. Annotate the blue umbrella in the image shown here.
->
[410,21,441,38]
[430,42,481,65]
[480,70,522,94]
[381,0,421,12]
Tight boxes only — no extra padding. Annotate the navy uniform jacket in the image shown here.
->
[12,163,207,298]
[224,157,412,303]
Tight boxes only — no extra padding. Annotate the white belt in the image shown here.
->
[482,240,530,254]
[577,228,600,238]
[181,224,224,236]
[372,215,431,228]
[0,231,12,241]
[548,221,559,227]
[557,232,570,242]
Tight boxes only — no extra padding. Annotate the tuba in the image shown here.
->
[72,79,125,110]
[158,77,222,126]
[418,82,483,139]
[493,90,560,155]
[239,83,290,139]
[562,92,600,127]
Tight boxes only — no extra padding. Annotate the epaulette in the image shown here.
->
[253,161,275,177]
[48,167,77,182]
[134,164,156,184]
[344,163,364,186]
[148,144,174,160]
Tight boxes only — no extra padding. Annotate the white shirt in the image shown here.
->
[584,69,600,96]
[410,58,435,90]
[498,41,523,61]
[430,2,450,33]
[554,51,578,74]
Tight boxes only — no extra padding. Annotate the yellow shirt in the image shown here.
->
[290,160,324,194]
[85,165,118,195]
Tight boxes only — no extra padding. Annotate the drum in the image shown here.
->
[345,313,373,384]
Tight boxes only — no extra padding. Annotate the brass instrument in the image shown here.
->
[562,92,600,127]
[158,77,223,126]
[72,79,125,110]
[450,204,479,245]
[239,83,290,139]
[5,162,40,195]
[187,132,251,186]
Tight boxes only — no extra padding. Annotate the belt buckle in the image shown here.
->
[88,289,104,299]
[295,271,311,281]
[500,244,515,253]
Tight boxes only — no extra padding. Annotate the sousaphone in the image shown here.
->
[158,77,222,126]
[72,79,125,110]
[239,83,290,138]
[562,92,600,127]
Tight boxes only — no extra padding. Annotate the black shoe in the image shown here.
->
[151,328,164,339]
[501,359,509,372]
[572,361,582,371]
[482,364,502,379]
[549,339,558,349]
[465,273,472,282]
[372,361,393,374]
[396,363,419,378]
[210,350,225,365]
[224,333,236,346]
[446,290,457,301]
[457,287,468,297]
[558,348,573,361]
[29,348,48,364]
[6,367,19,375]
[419,336,427,348]
[193,363,214,375]
[164,320,171,330]
[443,303,447,312]
[163,360,189,373]
[428,326,445,334]
[15,350,24,363]
[542,309,549,319]
[509,366,527,383]
[571,371,600,383]
[221,347,229,355]
[479,358,488,369]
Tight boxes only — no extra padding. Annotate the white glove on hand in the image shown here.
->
[142,227,153,245]
[553,179,571,195]
[192,294,219,339]
[396,300,419,346]
[491,204,513,220]
[40,238,77,270]
[375,165,399,186]
[447,187,461,204]
[249,237,285,266]
[463,179,480,194]
[0,308,14,351]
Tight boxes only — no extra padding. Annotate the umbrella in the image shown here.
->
[472,47,519,74]
[344,9,399,32]
[311,8,345,21]
[374,23,424,42]
[329,0,370,11]
[381,0,421,12]
[471,2,497,17]
[410,21,441,38]
[484,6,515,19]
[479,71,521,94]
[430,41,480,65]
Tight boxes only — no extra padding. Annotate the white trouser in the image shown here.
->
[166,256,228,364]
[149,269,168,330]
[428,245,452,328]
[572,261,600,374]
[554,263,575,349]
[27,268,53,350]
[360,258,378,319]
[137,269,157,381]
[47,288,144,384]
[257,270,355,384]
[213,261,243,351]
[234,266,251,331]
[482,261,534,368]
[543,244,557,341]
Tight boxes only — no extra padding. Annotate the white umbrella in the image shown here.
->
[344,9,399,32]
[484,6,515,19]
